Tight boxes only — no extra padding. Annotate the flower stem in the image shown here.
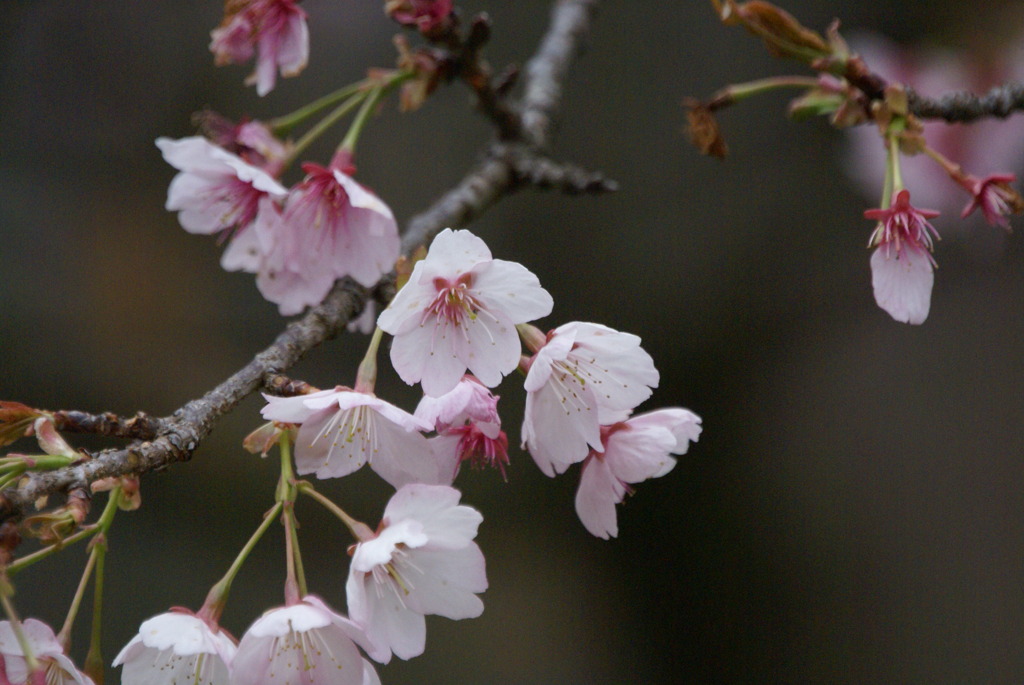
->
[83,537,107,683]
[278,437,307,601]
[198,499,284,623]
[269,79,373,135]
[354,327,385,394]
[0,591,41,676]
[338,71,414,155]
[7,525,97,575]
[297,482,374,542]
[57,487,120,649]
[707,76,822,109]
[284,92,369,169]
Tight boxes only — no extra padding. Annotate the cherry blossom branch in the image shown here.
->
[50,411,165,442]
[0,0,605,526]
[906,83,1024,122]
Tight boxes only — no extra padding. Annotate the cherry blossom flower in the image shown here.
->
[0,618,94,685]
[377,228,554,397]
[280,161,401,289]
[231,596,380,685]
[865,190,941,325]
[156,136,287,239]
[575,409,702,539]
[961,173,1024,228]
[261,387,439,487]
[114,610,235,685]
[416,376,509,480]
[521,322,660,476]
[346,484,487,663]
[210,0,309,97]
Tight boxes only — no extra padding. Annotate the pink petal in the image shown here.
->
[870,245,934,324]
[383,484,483,548]
[453,309,520,389]
[575,456,626,539]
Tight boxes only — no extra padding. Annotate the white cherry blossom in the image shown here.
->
[0,618,94,685]
[522,322,659,476]
[114,610,235,685]
[377,228,553,397]
[575,409,702,539]
[230,597,379,685]
[346,484,487,663]
[261,388,439,487]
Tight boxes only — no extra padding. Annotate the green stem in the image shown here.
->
[715,76,821,106]
[269,79,373,135]
[888,132,904,198]
[8,525,97,576]
[338,71,413,155]
[57,488,120,648]
[297,483,374,542]
[0,593,41,675]
[198,500,284,623]
[277,437,306,600]
[83,541,106,683]
[284,92,369,169]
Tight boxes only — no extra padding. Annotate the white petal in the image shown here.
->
[626,408,702,455]
[603,424,678,484]
[390,320,468,397]
[454,309,520,388]
[522,329,575,393]
[471,258,553,323]
[384,484,482,548]
[364,412,439,487]
[522,369,602,476]
[870,246,934,325]
[346,571,425,663]
[419,229,492,280]
[403,545,487,618]
[220,227,263,273]
[575,455,626,539]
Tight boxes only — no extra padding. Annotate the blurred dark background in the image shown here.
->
[4,1,1024,682]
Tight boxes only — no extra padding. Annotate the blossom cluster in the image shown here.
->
[157,135,400,316]
[107,484,482,684]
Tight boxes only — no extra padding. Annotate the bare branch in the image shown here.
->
[907,83,1024,122]
[0,0,605,524]
[51,411,165,441]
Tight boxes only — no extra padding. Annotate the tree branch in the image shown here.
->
[0,0,606,525]
[907,82,1024,122]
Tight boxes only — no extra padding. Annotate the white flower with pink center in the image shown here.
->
[346,484,487,663]
[156,136,287,238]
[377,228,553,397]
[416,376,508,480]
[230,596,380,685]
[0,618,94,685]
[210,0,309,97]
[864,189,941,325]
[261,387,439,487]
[280,162,401,289]
[114,610,235,685]
[522,322,660,477]
[575,409,702,539]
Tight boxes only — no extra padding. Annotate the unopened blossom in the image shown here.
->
[347,484,487,663]
[386,0,453,35]
[156,136,287,239]
[378,228,554,397]
[231,596,380,685]
[960,173,1024,228]
[0,618,94,685]
[210,0,309,96]
[416,376,509,480]
[522,322,660,477]
[114,610,235,685]
[865,189,941,325]
[261,387,439,487]
[196,111,291,176]
[576,409,702,539]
